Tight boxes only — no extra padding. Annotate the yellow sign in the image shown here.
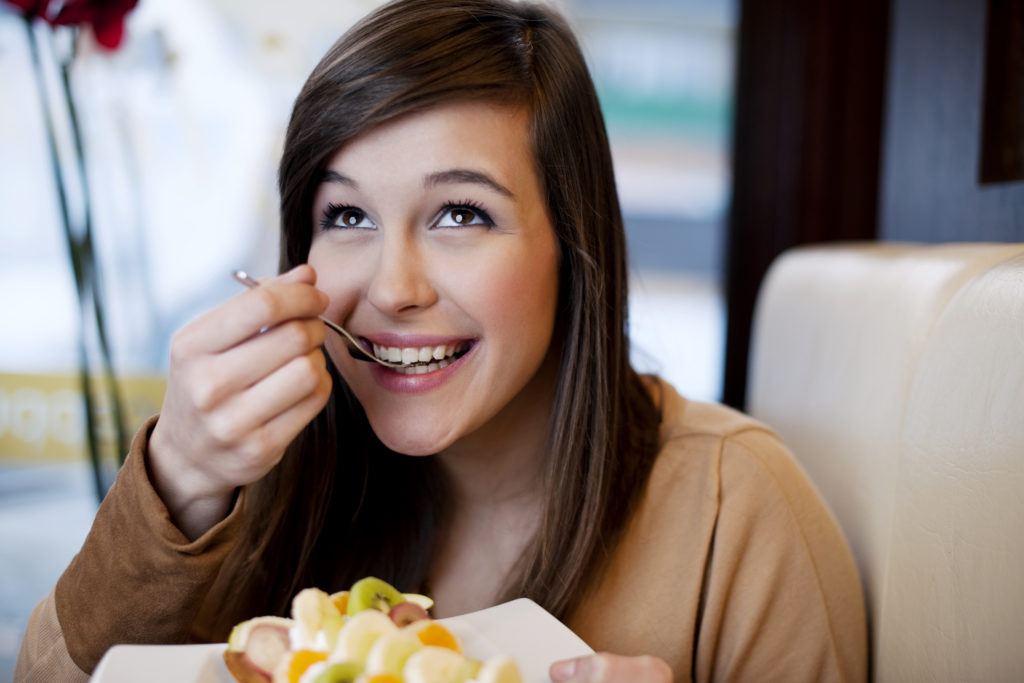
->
[0,372,167,462]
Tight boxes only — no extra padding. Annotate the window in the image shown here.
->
[569,0,737,401]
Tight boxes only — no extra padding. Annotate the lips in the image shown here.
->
[362,337,477,392]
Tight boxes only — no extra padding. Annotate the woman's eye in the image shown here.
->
[435,205,494,229]
[321,204,375,230]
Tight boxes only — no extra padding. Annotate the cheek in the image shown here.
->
[474,249,559,340]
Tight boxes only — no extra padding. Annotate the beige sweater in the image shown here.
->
[15,379,867,682]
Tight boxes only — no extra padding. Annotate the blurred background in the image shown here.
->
[0,0,737,678]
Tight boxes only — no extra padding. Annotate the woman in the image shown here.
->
[16,1,867,681]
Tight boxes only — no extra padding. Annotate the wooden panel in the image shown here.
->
[979,0,1024,184]
[880,0,1024,241]
[722,0,888,409]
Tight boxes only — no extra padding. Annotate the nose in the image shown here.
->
[365,233,438,315]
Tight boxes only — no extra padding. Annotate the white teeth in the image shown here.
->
[372,343,467,366]
[392,356,456,375]
[368,341,469,375]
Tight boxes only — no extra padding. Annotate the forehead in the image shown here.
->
[323,100,536,183]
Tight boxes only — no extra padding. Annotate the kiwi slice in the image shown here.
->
[310,661,363,683]
[347,576,406,616]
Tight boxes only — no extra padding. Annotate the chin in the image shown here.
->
[368,419,456,457]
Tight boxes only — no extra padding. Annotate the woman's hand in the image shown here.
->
[550,653,673,683]
[148,264,333,539]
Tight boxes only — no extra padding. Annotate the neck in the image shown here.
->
[426,388,551,616]
[436,396,549,513]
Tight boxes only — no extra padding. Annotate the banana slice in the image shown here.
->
[402,646,474,683]
[331,609,397,666]
[365,628,424,675]
[402,593,435,611]
[476,656,524,683]
[292,588,342,648]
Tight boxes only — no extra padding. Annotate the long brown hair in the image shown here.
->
[215,0,660,634]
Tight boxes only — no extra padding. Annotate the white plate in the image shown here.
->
[90,598,593,683]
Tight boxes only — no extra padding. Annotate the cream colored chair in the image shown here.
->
[747,242,1024,681]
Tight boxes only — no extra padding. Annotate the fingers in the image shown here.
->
[179,265,329,354]
[248,360,333,459]
[203,317,329,406]
[148,345,332,536]
[227,348,331,446]
[549,654,673,683]
[199,349,333,482]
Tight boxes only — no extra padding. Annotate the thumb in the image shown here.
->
[550,655,601,682]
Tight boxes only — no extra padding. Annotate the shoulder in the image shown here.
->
[572,379,866,680]
[649,376,841,544]
[648,376,799,502]
[635,378,868,680]
[645,378,862,634]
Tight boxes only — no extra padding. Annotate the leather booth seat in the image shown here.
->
[747,242,1024,681]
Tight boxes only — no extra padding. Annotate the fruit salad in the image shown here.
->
[224,577,524,683]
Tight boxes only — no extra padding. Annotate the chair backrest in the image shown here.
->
[747,242,1024,681]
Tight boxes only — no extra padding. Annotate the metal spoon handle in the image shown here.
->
[232,270,402,368]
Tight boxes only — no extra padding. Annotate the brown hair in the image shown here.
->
[215,0,660,633]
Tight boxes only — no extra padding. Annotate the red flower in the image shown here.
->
[3,0,139,49]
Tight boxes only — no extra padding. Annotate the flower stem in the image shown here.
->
[23,17,108,501]
[59,37,131,468]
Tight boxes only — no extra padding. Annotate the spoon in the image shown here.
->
[232,270,406,368]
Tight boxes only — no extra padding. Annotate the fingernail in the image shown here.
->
[550,658,579,681]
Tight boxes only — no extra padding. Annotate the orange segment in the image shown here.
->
[330,590,350,614]
[364,675,403,683]
[414,622,462,653]
[282,649,328,683]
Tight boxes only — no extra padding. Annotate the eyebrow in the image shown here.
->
[425,169,514,198]
[319,167,515,198]
[320,169,356,186]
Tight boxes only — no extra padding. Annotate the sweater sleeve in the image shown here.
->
[19,415,246,675]
[694,428,867,682]
[14,588,89,683]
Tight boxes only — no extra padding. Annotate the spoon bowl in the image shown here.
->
[232,270,406,369]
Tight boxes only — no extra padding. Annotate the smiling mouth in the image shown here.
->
[368,341,473,374]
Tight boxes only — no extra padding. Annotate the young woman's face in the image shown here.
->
[308,100,561,456]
